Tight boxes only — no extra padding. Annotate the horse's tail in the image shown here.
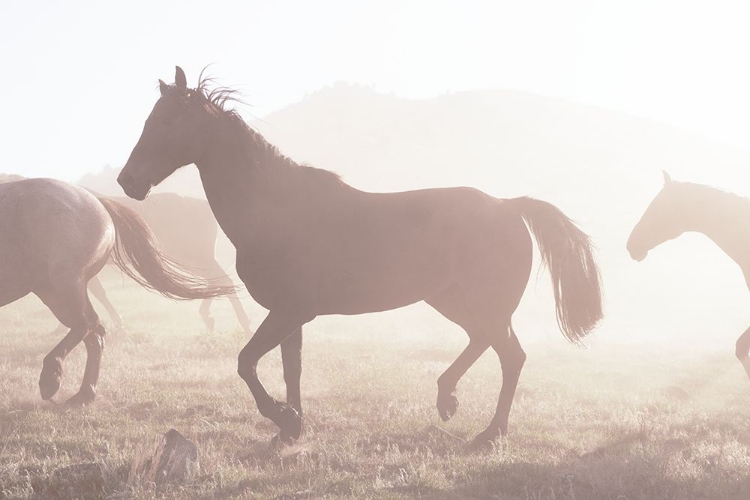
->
[97,197,237,300]
[508,197,603,344]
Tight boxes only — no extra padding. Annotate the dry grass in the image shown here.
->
[1,273,750,499]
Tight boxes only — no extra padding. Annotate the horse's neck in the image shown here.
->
[198,162,256,249]
[197,125,287,249]
[687,190,750,267]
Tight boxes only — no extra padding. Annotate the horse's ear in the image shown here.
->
[662,171,672,185]
[159,79,169,96]
[175,66,187,90]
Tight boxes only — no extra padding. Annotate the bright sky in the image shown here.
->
[1,0,749,181]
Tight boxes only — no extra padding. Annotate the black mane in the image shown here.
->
[167,72,347,190]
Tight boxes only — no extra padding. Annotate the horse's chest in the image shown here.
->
[235,244,311,310]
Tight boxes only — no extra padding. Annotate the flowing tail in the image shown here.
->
[97,197,238,300]
[509,197,603,344]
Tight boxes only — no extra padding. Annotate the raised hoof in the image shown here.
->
[65,388,96,407]
[274,402,303,441]
[437,393,459,422]
[39,359,63,400]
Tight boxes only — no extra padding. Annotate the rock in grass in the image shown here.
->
[663,385,691,402]
[128,429,199,487]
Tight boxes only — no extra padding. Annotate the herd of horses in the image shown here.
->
[1,67,749,450]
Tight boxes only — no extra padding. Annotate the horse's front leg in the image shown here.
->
[238,311,310,443]
[735,327,750,379]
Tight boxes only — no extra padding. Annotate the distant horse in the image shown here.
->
[628,171,750,378]
[52,193,252,336]
[0,178,235,405]
[117,67,603,449]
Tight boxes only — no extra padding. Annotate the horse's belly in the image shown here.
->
[0,252,38,306]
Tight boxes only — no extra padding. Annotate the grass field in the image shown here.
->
[1,271,750,499]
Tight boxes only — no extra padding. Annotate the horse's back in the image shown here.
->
[0,178,114,299]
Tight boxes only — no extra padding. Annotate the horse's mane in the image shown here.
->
[678,181,750,214]
[167,73,348,192]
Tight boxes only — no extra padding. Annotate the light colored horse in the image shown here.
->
[117,67,603,449]
[0,177,235,405]
[628,171,750,378]
[0,174,250,336]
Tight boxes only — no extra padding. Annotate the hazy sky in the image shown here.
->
[1,0,749,181]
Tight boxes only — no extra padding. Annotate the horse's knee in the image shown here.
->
[237,351,256,381]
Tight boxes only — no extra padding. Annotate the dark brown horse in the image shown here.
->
[118,67,603,449]
[0,177,235,405]
[628,172,750,378]
[56,193,252,335]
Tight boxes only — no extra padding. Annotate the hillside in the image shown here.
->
[79,86,750,349]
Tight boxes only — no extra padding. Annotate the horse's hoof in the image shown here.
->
[275,402,302,441]
[467,430,501,452]
[39,360,63,400]
[269,432,295,450]
[437,393,459,422]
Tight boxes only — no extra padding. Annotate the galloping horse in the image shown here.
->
[51,192,252,336]
[0,177,235,405]
[117,67,603,449]
[628,172,750,378]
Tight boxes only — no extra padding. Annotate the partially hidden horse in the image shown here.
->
[628,171,750,378]
[117,67,603,449]
[53,192,252,336]
[0,177,236,405]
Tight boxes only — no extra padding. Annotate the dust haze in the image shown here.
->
[3,4,750,500]
[80,85,750,353]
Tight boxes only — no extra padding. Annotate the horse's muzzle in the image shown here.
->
[117,171,150,200]
[627,246,647,262]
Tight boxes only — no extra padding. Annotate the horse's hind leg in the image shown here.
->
[35,282,101,403]
[437,337,488,421]
[429,249,529,450]
[199,298,216,333]
[470,326,526,449]
[66,320,106,406]
[229,292,252,336]
[427,286,490,422]
[88,275,123,331]
[735,326,750,379]
[199,259,252,335]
